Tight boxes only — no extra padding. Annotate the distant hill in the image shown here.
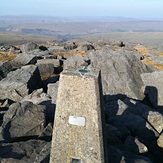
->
[1,16,163,40]
[0,16,163,42]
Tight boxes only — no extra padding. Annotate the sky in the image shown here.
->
[0,0,163,19]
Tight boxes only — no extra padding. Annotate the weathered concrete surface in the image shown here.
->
[50,70,105,163]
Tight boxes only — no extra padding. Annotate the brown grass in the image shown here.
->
[0,51,16,62]
[155,52,163,56]
[141,59,163,70]
[40,73,59,80]
[135,46,163,70]
[134,46,150,57]
[52,50,87,57]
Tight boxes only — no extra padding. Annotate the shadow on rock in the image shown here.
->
[0,144,24,159]
[104,86,163,163]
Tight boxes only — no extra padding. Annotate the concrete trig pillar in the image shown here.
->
[50,69,106,163]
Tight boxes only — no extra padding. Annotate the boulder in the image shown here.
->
[39,123,53,138]
[21,88,50,104]
[0,65,41,102]
[37,59,61,67]
[20,42,39,53]
[47,82,59,103]
[11,54,38,65]
[0,45,19,52]
[1,101,46,142]
[41,76,59,92]
[107,145,125,163]
[34,142,51,163]
[124,136,148,154]
[141,71,163,108]
[123,98,154,116]
[36,59,62,75]
[21,88,55,124]
[64,54,88,70]
[37,63,54,75]
[0,99,14,122]
[123,151,153,163]
[0,139,48,162]
[112,40,125,47]
[108,145,152,163]
[109,113,159,142]
[64,42,77,50]
[78,44,95,51]
[105,124,123,148]
[143,111,163,134]
[0,61,12,79]
[157,133,163,148]
[87,49,154,100]
[39,45,48,51]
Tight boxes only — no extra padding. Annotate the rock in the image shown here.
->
[41,76,59,92]
[0,65,41,102]
[124,136,148,154]
[43,55,57,59]
[105,99,129,119]
[33,51,50,57]
[0,108,8,123]
[37,59,61,67]
[37,63,54,75]
[0,61,12,79]
[64,54,87,70]
[112,40,125,47]
[47,82,59,103]
[157,133,163,148]
[123,98,154,116]
[64,42,77,50]
[1,101,46,142]
[141,71,163,108]
[34,142,51,163]
[108,145,125,163]
[78,44,95,51]
[0,139,48,163]
[108,145,152,163]
[39,123,53,138]
[36,59,62,75]
[123,151,153,163]
[0,99,14,108]
[0,45,19,52]
[11,54,38,65]
[21,88,55,124]
[87,49,154,100]
[109,113,159,142]
[20,42,39,53]
[143,111,163,134]
[39,45,48,51]
[105,124,123,148]
[0,99,14,121]
[21,88,50,104]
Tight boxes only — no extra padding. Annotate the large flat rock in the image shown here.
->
[87,49,154,100]
[141,71,163,108]
[0,65,41,102]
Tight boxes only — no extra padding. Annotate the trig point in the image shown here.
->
[50,68,106,163]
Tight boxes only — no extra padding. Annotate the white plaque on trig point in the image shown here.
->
[68,116,86,126]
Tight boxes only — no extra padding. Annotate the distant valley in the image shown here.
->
[1,16,163,36]
[1,16,163,46]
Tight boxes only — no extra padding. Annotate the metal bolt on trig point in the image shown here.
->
[77,66,90,75]
[71,158,81,163]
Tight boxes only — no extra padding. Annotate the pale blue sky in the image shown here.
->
[0,0,163,19]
